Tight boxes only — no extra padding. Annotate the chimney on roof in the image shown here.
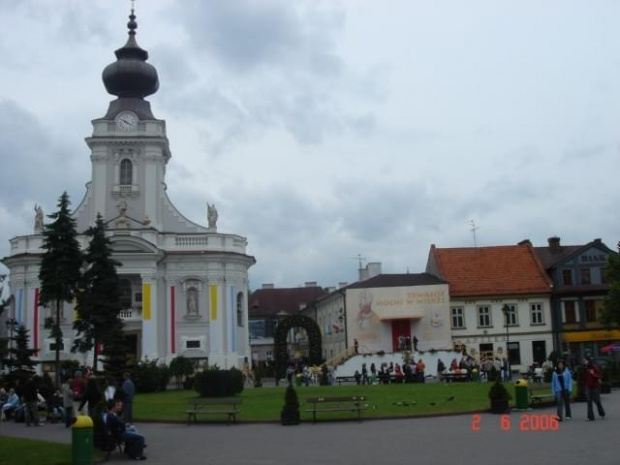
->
[518,239,532,246]
[594,238,602,244]
[359,262,382,281]
[339,282,348,289]
[262,283,275,289]
[304,281,317,288]
[325,286,336,293]
[548,237,561,251]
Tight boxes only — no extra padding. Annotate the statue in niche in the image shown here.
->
[207,203,218,230]
[187,288,199,315]
[34,204,44,233]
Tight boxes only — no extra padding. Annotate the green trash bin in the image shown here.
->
[514,379,529,410]
[72,415,94,465]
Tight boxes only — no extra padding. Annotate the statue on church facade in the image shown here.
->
[207,203,218,230]
[116,199,129,229]
[34,204,44,233]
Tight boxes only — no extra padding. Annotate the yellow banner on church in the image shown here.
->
[143,283,151,320]
[210,285,218,320]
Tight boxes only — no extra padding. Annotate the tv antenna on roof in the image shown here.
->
[351,254,367,270]
[468,219,480,247]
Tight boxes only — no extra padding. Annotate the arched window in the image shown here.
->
[120,159,133,186]
[236,292,244,327]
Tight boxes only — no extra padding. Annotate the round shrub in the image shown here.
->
[194,366,244,397]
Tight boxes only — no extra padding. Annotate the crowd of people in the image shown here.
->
[437,355,511,382]
[0,369,147,460]
[353,359,427,385]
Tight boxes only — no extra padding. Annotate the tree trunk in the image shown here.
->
[93,337,98,373]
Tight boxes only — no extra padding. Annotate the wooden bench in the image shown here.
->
[186,397,242,425]
[336,376,360,385]
[529,390,555,407]
[305,396,368,423]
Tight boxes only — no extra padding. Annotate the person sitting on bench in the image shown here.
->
[105,399,147,460]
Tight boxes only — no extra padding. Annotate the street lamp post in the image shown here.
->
[502,304,511,381]
[5,317,18,373]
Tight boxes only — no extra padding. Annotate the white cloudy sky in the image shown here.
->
[1,0,619,290]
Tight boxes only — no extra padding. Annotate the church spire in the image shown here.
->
[101,3,159,119]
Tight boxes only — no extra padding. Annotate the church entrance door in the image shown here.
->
[391,319,411,352]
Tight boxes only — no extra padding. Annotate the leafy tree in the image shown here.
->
[601,246,620,327]
[74,214,123,371]
[5,325,37,384]
[39,192,83,386]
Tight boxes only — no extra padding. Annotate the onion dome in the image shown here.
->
[102,9,159,100]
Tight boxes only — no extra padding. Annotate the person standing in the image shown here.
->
[122,372,136,425]
[584,357,606,421]
[61,378,74,427]
[71,371,87,415]
[551,361,572,421]
[23,379,41,427]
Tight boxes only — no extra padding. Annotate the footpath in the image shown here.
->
[0,391,618,465]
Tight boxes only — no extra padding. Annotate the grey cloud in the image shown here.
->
[171,0,345,74]
[562,144,606,163]
[0,100,86,229]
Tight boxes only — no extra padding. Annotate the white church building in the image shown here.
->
[3,10,255,370]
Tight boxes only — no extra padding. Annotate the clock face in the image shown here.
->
[115,111,138,131]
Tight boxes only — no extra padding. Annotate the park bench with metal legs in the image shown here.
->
[186,398,242,425]
[305,396,368,423]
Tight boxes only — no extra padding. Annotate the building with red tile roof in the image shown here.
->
[426,243,553,371]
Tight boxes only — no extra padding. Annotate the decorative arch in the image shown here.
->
[274,314,322,379]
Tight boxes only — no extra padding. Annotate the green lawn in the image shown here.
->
[134,382,543,422]
[0,437,73,465]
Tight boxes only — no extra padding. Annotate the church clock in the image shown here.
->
[115,111,139,131]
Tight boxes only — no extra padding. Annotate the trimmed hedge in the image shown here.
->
[194,366,244,397]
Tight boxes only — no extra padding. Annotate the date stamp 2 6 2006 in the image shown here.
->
[471,414,559,432]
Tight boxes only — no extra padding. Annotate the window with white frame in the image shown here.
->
[185,339,201,350]
[451,307,465,329]
[504,304,518,326]
[530,303,544,325]
[477,306,492,327]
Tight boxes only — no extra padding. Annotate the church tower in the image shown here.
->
[5,8,255,370]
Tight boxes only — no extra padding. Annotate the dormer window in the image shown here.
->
[120,159,133,186]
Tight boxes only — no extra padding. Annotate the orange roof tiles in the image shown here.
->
[430,244,552,298]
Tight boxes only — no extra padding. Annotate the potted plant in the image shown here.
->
[280,383,300,425]
[488,378,511,413]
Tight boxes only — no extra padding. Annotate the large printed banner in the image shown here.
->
[346,284,451,352]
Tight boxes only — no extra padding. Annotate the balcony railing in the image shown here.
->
[120,308,142,321]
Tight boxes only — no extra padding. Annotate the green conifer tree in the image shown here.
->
[7,325,37,384]
[74,214,123,372]
[39,192,83,386]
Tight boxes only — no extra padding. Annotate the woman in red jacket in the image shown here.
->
[583,357,606,421]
